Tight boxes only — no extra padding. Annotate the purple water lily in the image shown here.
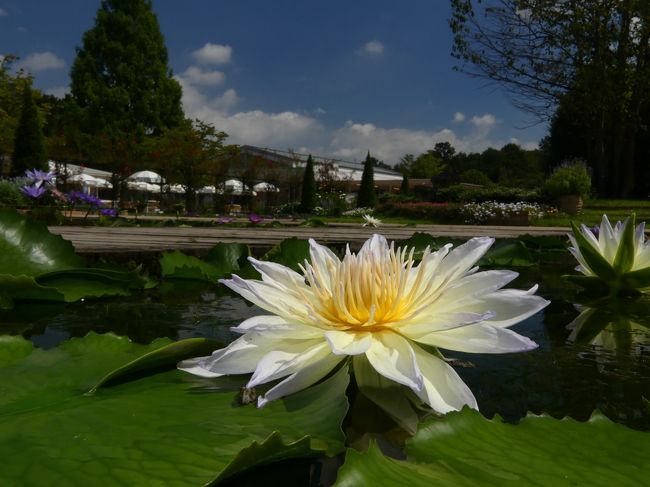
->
[100,208,118,218]
[248,213,264,224]
[21,184,46,199]
[25,169,56,185]
[66,191,102,207]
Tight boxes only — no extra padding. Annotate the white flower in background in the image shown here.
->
[362,214,382,227]
[567,214,650,295]
[179,235,548,413]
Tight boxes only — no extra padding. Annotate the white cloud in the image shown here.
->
[359,40,384,56]
[191,43,232,65]
[181,66,225,86]
[452,112,465,123]
[0,8,8,16]
[316,107,326,114]
[18,51,65,72]
[470,113,497,130]
[179,82,536,165]
[45,86,70,98]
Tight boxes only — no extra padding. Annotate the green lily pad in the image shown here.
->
[262,237,310,272]
[0,208,84,276]
[0,274,66,309]
[160,249,223,282]
[204,242,251,277]
[0,333,349,486]
[479,240,537,267]
[335,408,650,486]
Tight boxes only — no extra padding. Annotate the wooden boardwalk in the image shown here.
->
[48,222,571,255]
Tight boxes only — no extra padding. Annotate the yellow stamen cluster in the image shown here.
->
[300,243,447,331]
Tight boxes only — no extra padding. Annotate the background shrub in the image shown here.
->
[543,159,592,198]
[0,181,27,207]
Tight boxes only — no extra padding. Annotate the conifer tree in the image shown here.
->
[357,151,377,208]
[300,154,317,213]
[70,0,183,137]
[400,173,409,195]
[12,84,46,176]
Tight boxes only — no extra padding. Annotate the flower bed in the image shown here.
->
[459,201,545,225]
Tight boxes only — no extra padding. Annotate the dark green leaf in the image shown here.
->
[0,274,66,308]
[479,240,536,267]
[203,242,251,278]
[621,267,650,291]
[160,249,221,282]
[613,215,636,275]
[0,333,349,486]
[0,208,84,276]
[36,268,149,301]
[262,237,311,272]
[89,337,222,392]
[563,274,612,295]
[570,221,617,281]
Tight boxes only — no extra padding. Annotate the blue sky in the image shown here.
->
[0,0,547,165]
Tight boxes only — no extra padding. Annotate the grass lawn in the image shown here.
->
[531,199,649,227]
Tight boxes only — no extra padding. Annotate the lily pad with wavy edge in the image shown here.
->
[335,408,650,486]
[0,333,348,486]
[0,208,84,276]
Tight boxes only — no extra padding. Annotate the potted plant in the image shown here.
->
[543,159,592,215]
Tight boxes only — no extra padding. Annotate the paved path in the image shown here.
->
[48,222,570,255]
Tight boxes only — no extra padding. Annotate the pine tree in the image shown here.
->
[70,0,183,137]
[356,151,377,208]
[300,154,317,213]
[12,84,46,176]
[400,173,409,195]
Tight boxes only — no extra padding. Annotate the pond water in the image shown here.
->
[2,251,649,432]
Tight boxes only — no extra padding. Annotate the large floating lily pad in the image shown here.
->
[0,333,349,486]
[335,408,650,486]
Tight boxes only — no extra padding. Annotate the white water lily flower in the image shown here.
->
[179,235,548,413]
[567,214,650,295]
[362,214,382,227]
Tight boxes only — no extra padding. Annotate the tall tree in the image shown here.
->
[357,151,377,208]
[70,0,183,137]
[0,56,31,173]
[450,0,650,197]
[300,154,317,213]
[69,0,184,202]
[12,84,47,175]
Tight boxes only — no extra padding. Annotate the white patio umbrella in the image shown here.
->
[198,185,216,194]
[163,184,185,194]
[127,181,159,192]
[68,173,113,188]
[128,170,164,184]
[253,182,279,192]
[221,179,247,195]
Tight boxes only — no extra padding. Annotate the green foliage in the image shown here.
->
[11,84,47,175]
[0,210,151,308]
[300,154,317,213]
[357,151,377,208]
[544,160,592,198]
[378,201,458,222]
[70,0,183,137]
[435,184,541,203]
[0,181,26,207]
[0,56,32,164]
[336,408,650,486]
[0,333,349,486]
[459,168,493,186]
[400,174,409,194]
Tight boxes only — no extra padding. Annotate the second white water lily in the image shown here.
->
[180,235,548,413]
[567,214,650,295]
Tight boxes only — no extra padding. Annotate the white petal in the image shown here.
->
[221,275,311,319]
[461,288,549,328]
[414,323,538,353]
[249,258,306,289]
[435,270,519,308]
[359,234,390,257]
[307,238,340,295]
[257,353,344,407]
[232,315,322,338]
[411,343,478,413]
[325,330,373,355]
[365,332,423,392]
[435,237,494,283]
[396,310,496,338]
[247,340,330,387]
[178,332,283,377]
